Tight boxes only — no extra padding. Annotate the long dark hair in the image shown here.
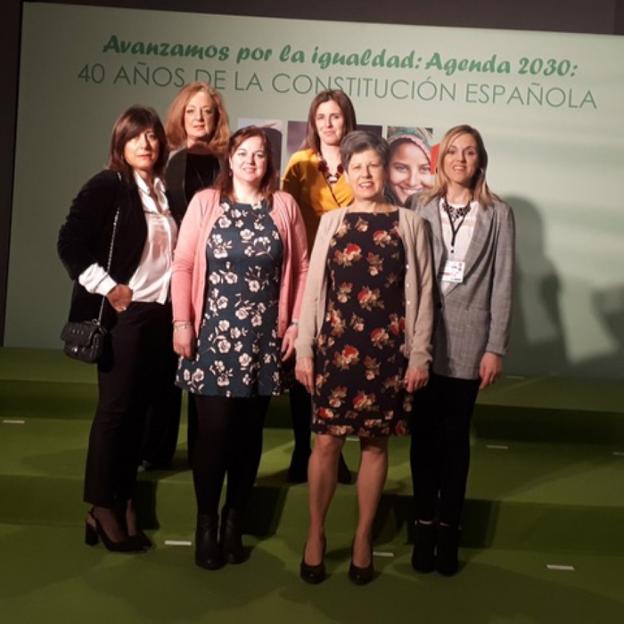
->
[305,90,357,153]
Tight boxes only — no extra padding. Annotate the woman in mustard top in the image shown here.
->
[282,89,357,484]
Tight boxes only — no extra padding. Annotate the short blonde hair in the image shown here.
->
[164,82,230,153]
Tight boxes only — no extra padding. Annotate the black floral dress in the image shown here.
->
[177,199,283,398]
[312,211,411,437]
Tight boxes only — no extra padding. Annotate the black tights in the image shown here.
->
[191,395,271,516]
[410,373,480,527]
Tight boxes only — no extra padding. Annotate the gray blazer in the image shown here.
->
[407,195,515,379]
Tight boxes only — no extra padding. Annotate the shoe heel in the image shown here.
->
[85,521,99,546]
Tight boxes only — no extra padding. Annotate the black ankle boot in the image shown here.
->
[220,508,246,564]
[411,521,436,573]
[195,513,224,570]
[436,525,460,576]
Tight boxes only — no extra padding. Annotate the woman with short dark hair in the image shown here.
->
[295,130,434,584]
[58,105,182,552]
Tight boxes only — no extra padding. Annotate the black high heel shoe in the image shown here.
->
[300,535,327,584]
[123,501,153,550]
[348,540,374,585]
[85,510,146,553]
[132,530,153,550]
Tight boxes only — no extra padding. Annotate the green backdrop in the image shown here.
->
[6,3,624,378]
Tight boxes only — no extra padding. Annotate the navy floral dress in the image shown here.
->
[312,211,411,437]
[177,199,283,398]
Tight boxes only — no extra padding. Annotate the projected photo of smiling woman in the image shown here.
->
[385,127,434,207]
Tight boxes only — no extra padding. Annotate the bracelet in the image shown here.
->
[290,320,299,327]
[173,321,192,331]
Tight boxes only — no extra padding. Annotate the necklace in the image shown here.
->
[443,197,472,222]
[317,155,344,184]
[442,197,472,254]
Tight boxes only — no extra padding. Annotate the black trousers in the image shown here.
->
[410,373,480,527]
[140,375,182,467]
[192,395,271,516]
[288,379,312,457]
[83,302,177,506]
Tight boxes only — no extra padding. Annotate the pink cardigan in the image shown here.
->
[171,189,309,338]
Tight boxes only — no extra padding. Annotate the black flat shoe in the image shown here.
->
[195,513,224,570]
[220,508,246,564]
[300,536,326,584]
[85,511,146,553]
[411,521,435,573]
[348,541,374,585]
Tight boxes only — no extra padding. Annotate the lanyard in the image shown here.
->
[442,198,471,254]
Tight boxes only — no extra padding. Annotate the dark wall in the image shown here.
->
[1,0,623,342]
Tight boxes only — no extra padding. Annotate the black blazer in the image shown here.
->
[164,147,221,217]
[57,170,183,329]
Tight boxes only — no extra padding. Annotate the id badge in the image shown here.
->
[442,260,465,283]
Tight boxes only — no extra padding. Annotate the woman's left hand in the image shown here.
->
[404,366,429,392]
[281,324,298,361]
[479,352,503,390]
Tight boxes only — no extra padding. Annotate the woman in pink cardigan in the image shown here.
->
[171,126,308,570]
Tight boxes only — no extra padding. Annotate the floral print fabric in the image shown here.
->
[312,211,411,438]
[177,199,283,397]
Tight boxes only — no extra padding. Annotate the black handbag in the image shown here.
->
[61,204,121,364]
[60,319,107,363]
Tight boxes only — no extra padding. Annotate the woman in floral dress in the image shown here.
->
[295,131,434,584]
[171,126,308,570]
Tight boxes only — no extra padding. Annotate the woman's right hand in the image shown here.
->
[173,323,195,359]
[106,284,133,312]
[295,357,314,394]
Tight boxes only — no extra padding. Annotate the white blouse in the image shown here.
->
[78,171,177,304]
[439,198,478,293]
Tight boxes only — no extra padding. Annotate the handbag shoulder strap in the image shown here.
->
[96,173,123,323]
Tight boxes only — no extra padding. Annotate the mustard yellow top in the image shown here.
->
[282,148,353,248]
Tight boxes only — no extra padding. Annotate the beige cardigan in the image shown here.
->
[295,207,434,370]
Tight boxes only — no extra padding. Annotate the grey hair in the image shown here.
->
[340,130,390,170]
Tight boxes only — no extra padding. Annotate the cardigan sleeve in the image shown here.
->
[295,213,332,361]
[171,191,204,322]
[485,203,515,355]
[283,193,309,323]
[407,216,434,369]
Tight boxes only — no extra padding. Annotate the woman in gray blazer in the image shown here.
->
[407,124,515,576]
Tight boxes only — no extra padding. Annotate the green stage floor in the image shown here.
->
[1,348,623,623]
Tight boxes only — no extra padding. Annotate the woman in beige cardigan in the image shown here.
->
[295,131,434,584]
